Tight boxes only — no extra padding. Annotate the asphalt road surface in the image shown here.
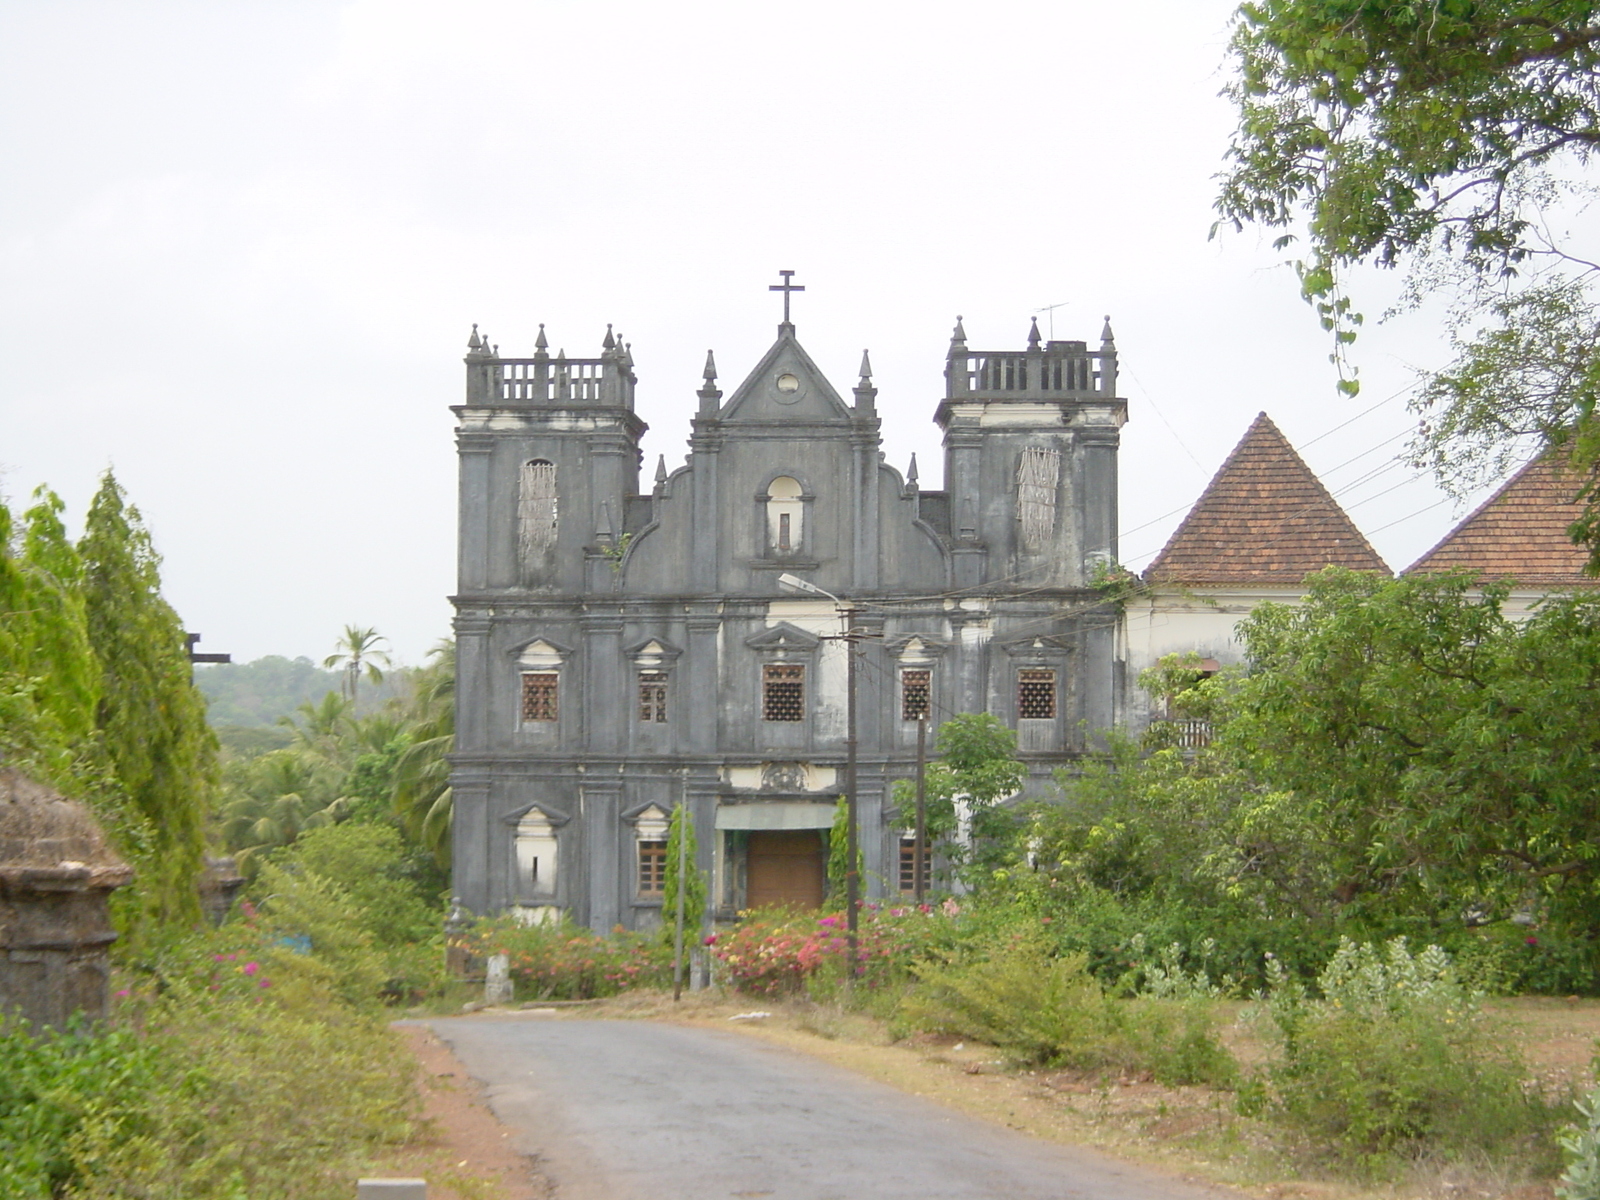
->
[427,1016,1236,1200]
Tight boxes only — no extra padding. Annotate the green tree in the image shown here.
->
[825,796,863,905]
[1219,1,1600,559]
[892,713,1027,887]
[78,471,215,925]
[661,803,706,949]
[323,625,391,705]
[0,489,104,794]
[218,748,348,871]
[1228,567,1600,932]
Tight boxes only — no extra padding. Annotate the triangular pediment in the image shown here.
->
[720,332,853,424]
[500,801,572,828]
[744,621,822,651]
[1144,413,1389,585]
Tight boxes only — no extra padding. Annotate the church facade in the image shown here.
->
[449,286,1126,927]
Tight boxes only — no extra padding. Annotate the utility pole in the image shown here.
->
[843,603,860,978]
[913,715,928,905]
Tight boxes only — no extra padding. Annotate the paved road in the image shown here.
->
[426,1016,1235,1200]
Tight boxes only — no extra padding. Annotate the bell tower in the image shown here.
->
[935,316,1126,591]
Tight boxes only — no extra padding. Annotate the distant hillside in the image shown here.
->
[194,656,343,727]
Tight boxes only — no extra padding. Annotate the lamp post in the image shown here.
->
[776,572,861,977]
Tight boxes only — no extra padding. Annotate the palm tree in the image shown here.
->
[323,624,391,707]
[279,690,353,765]
[218,748,348,872]
[393,640,454,867]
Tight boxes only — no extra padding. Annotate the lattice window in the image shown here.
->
[637,839,668,896]
[518,459,558,560]
[901,669,931,721]
[762,664,805,722]
[1016,447,1060,549]
[1017,668,1056,720]
[638,672,668,723]
[520,672,558,722]
[898,836,931,895]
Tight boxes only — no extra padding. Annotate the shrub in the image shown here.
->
[459,916,671,999]
[710,904,963,1002]
[900,934,1234,1086]
[255,823,451,1006]
[710,907,823,997]
[0,1019,167,1198]
[1258,937,1564,1173]
[1558,1087,1600,1200]
[0,920,418,1200]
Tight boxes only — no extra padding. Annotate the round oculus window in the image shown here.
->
[775,373,801,394]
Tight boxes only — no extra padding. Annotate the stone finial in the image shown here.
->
[467,323,482,351]
[907,452,919,485]
[853,349,877,413]
[1101,315,1115,345]
[535,323,549,351]
[655,454,668,485]
[603,323,616,350]
[698,349,723,415]
[951,316,967,346]
[1028,316,1042,348]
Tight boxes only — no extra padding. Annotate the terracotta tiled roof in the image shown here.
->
[1143,412,1389,584]
[1404,452,1596,584]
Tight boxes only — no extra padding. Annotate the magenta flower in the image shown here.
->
[242,961,259,976]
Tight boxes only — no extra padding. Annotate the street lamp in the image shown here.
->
[776,572,862,976]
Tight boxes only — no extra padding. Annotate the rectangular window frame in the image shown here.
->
[1017,668,1057,721]
[900,668,931,722]
[520,671,559,723]
[762,663,806,723]
[637,839,668,897]
[638,671,669,723]
[898,835,931,895]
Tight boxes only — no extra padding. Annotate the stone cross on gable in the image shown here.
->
[769,269,804,329]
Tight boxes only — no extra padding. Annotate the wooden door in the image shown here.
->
[745,830,826,910]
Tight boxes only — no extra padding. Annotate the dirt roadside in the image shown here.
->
[379,993,1600,1200]
[365,1023,553,1200]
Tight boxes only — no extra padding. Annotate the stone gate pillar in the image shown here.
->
[0,769,133,1029]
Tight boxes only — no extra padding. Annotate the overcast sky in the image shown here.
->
[1,1,1488,665]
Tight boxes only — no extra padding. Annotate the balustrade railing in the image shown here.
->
[950,345,1112,397]
[496,358,610,403]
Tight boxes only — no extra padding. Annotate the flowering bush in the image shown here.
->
[711,903,961,998]
[455,917,672,1000]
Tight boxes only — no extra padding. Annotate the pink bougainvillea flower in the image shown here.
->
[115,988,131,998]
[259,979,272,988]
[242,961,260,976]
